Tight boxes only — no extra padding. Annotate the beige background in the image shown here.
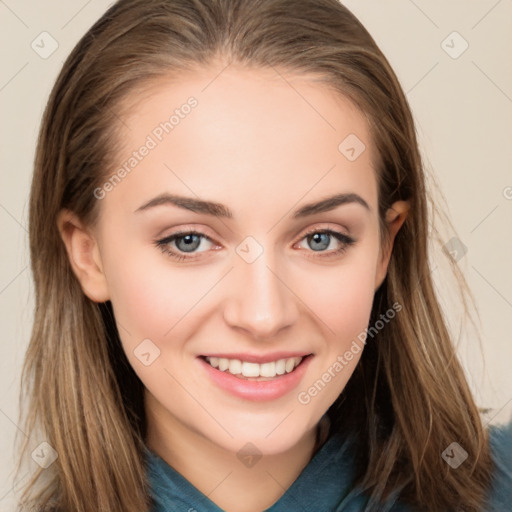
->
[1,0,511,508]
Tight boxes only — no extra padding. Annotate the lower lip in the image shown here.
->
[198,355,313,401]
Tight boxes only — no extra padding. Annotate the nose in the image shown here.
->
[222,250,299,339]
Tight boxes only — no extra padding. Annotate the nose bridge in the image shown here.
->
[223,239,298,338]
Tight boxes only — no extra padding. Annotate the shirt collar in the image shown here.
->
[144,428,357,512]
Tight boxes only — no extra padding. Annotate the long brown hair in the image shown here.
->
[15,0,493,510]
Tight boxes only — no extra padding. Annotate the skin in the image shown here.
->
[58,60,409,512]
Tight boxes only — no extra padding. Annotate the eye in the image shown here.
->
[155,226,356,263]
[295,228,356,258]
[155,230,218,262]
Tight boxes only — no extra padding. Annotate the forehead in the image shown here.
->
[106,63,379,220]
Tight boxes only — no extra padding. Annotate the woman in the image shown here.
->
[15,0,511,511]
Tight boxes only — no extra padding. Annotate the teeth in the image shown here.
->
[205,356,303,378]
[275,359,286,375]
[260,361,275,377]
[242,361,260,377]
[229,359,242,375]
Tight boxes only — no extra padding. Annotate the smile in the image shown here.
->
[198,354,314,401]
[203,355,303,380]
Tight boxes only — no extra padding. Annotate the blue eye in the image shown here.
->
[169,233,202,252]
[297,229,356,258]
[155,231,216,261]
[155,228,355,262]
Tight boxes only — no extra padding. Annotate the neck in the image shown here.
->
[145,393,328,512]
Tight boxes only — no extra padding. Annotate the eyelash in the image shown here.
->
[155,227,356,262]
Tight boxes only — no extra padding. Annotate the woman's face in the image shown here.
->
[83,63,402,454]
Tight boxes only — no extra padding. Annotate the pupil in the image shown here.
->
[177,234,200,252]
[310,233,329,251]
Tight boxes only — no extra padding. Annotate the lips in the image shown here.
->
[197,353,314,401]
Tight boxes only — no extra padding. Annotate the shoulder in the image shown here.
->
[485,418,512,510]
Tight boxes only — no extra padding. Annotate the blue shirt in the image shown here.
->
[145,420,512,511]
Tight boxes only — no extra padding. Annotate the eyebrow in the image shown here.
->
[135,192,371,218]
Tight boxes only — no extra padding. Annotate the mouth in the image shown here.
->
[199,354,313,381]
[197,353,315,401]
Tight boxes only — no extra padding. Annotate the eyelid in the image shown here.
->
[294,223,352,241]
[155,222,356,261]
[154,223,217,240]
[156,229,220,251]
[156,223,352,245]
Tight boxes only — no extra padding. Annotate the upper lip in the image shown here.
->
[199,352,313,364]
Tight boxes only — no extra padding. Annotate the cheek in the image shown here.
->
[108,269,168,337]
[104,254,215,389]
[108,262,188,335]
[294,256,377,409]
[298,255,377,344]
[104,246,222,347]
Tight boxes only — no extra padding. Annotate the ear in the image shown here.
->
[374,200,410,291]
[56,209,110,302]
